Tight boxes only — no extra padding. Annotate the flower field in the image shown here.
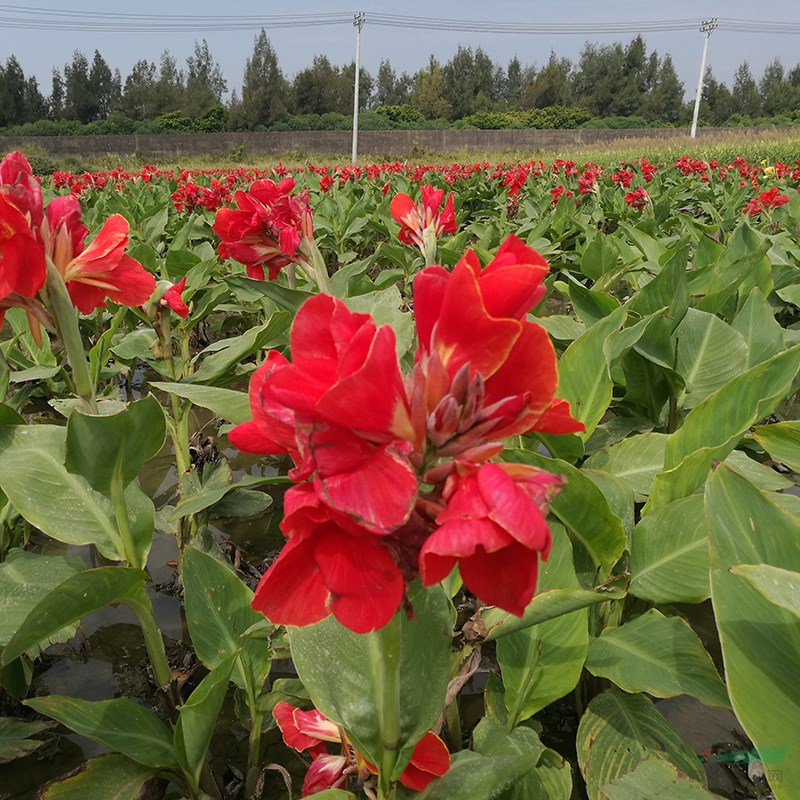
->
[1,149,800,800]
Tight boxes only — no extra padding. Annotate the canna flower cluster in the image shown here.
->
[274,701,449,796]
[231,233,583,634]
[212,176,314,281]
[390,184,456,263]
[0,151,155,332]
[743,187,790,217]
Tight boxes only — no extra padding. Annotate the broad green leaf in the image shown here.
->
[752,420,800,473]
[344,286,414,358]
[306,791,357,800]
[210,487,272,517]
[497,525,588,724]
[110,328,158,361]
[536,315,585,342]
[289,583,452,777]
[585,609,729,708]
[0,402,24,425]
[149,381,250,424]
[576,689,706,800]
[37,753,159,800]
[0,550,84,649]
[556,306,626,439]
[226,275,314,312]
[182,548,269,691]
[504,449,626,576]
[601,756,719,799]
[672,309,748,409]
[732,288,785,367]
[724,449,794,492]
[629,496,708,604]
[2,568,147,665]
[186,312,291,385]
[174,655,235,793]
[583,433,668,498]
[0,717,51,762]
[706,465,800,799]
[0,425,124,560]
[580,235,619,282]
[482,584,626,642]
[568,281,621,326]
[24,695,178,769]
[417,750,536,800]
[731,564,800,620]
[8,365,60,382]
[646,343,800,512]
[65,396,166,495]
[473,718,572,800]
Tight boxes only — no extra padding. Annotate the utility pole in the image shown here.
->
[351,12,365,163]
[690,18,718,139]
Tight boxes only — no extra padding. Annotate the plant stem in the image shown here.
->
[299,239,332,294]
[110,471,142,570]
[44,259,98,413]
[368,613,402,800]
[128,594,173,695]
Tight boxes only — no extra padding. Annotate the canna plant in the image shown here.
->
[0,149,799,800]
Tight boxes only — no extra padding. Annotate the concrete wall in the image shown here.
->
[0,127,794,160]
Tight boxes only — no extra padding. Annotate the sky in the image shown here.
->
[1,1,799,104]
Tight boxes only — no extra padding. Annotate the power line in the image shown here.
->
[0,6,796,36]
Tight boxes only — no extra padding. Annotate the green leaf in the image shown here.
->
[731,288,785,368]
[182,548,269,691]
[706,465,800,799]
[629,496,708,604]
[752,420,800,473]
[556,306,626,439]
[289,583,452,774]
[0,550,84,650]
[473,718,572,800]
[585,609,729,708]
[305,791,357,800]
[504,449,626,576]
[24,695,179,769]
[672,309,748,409]
[601,756,720,800]
[417,750,536,800]
[0,425,124,561]
[497,524,589,724]
[482,583,625,642]
[149,381,250,425]
[645,343,800,512]
[2,567,147,666]
[568,281,621,326]
[0,402,24,425]
[37,753,160,800]
[0,717,51,762]
[8,365,61,383]
[186,312,291,385]
[576,689,706,800]
[65,396,166,495]
[174,655,235,792]
[583,433,668,499]
[343,286,414,359]
[731,564,800,620]
[226,275,314,313]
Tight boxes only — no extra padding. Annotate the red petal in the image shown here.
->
[314,530,404,633]
[389,192,416,227]
[273,701,332,753]
[400,732,450,790]
[302,754,347,797]
[459,543,541,616]
[413,266,449,352]
[532,397,585,434]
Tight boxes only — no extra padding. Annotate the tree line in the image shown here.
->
[0,31,798,134]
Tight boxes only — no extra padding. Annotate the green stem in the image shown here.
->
[110,470,142,571]
[368,612,402,800]
[128,594,173,693]
[44,259,97,413]
[299,239,332,294]
[421,227,438,266]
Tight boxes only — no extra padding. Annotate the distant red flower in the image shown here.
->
[743,187,789,216]
[625,187,650,211]
[213,177,313,280]
[273,700,449,796]
[550,185,574,205]
[419,462,562,616]
[319,175,335,192]
[390,184,456,260]
[47,196,156,313]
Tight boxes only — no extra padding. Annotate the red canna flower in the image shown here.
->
[252,484,405,632]
[273,700,449,796]
[390,184,456,261]
[160,276,189,318]
[213,177,313,280]
[46,196,156,313]
[0,150,43,232]
[229,293,416,534]
[419,462,562,616]
[625,187,650,211]
[412,235,582,450]
[0,193,47,303]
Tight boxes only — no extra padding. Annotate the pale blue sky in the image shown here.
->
[1,1,798,100]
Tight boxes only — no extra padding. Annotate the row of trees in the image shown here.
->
[0,32,798,132]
